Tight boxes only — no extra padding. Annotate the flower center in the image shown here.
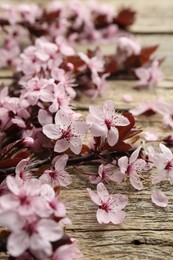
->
[99,202,110,213]
[165,160,173,171]
[104,118,112,130]
[61,128,72,140]
[19,193,31,206]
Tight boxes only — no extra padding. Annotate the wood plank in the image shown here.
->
[4,0,173,33]
[62,189,173,231]
[68,230,173,260]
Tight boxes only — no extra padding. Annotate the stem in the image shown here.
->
[0,150,133,175]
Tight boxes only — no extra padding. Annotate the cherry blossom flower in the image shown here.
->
[151,189,168,208]
[0,39,20,68]
[0,212,63,257]
[116,147,146,190]
[156,99,173,129]
[130,101,158,116]
[0,176,42,216]
[20,77,54,106]
[39,183,66,218]
[87,100,129,146]
[40,155,72,187]
[89,164,116,184]
[87,182,128,224]
[135,59,163,88]
[17,4,42,24]
[116,37,141,64]
[53,240,83,260]
[43,109,89,154]
[151,144,173,185]
[142,128,158,141]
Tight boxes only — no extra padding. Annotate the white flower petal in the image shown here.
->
[151,189,168,207]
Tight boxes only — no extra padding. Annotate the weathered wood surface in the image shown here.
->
[1,0,173,259]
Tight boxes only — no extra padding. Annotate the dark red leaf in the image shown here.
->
[140,45,159,64]
[115,8,136,27]
[0,158,21,169]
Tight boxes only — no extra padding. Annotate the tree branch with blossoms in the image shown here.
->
[0,1,170,260]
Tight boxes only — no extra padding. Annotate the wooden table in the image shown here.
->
[0,0,173,259]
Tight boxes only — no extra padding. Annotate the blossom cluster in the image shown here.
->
[0,1,170,260]
[0,1,135,43]
[0,173,82,259]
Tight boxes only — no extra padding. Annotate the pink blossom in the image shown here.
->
[89,164,116,184]
[39,184,66,218]
[142,128,158,141]
[156,99,173,129]
[117,37,141,64]
[43,109,89,154]
[151,144,173,185]
[15,158,31,181]
[51,68,76,98]
[0,212,63,257]
[48,83,71,113]
[122,94,133,103]
[40,155,72,187]
[135,59,163,88]
[79,52,104,74]
[0,39,20,68]
[21,77,54,106]
[116,147,146,190]
[87,100,129,146]
[130,101,158,116]
[0,176,42,216]
[151,189,168,208]
[87,182,128,224]
[53,240,83,260]
[17,4,42,24]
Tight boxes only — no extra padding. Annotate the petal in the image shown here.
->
[24,178,41,196]
[107,127,119,146]
[6,176,20,195]
[108,210,126,225]
[0,194,19,210]
[43,124,61,140]
[54,139,69,153]
[130,147,141,164]
[0,211,24,231]
[8,231,29,257]
[87,188,101,205]
[118,156,128,174]
[15,159,29,175]
[109,171,125,183]
[38,109,52,126]
[151,189,168,207]
[30,234,52,256]
[91,122,107,137]
[152,171,167,184]
[130,173,143,190]
[72,121,89,136]
[97,182,109,202]
[110,194,128,210]
[70,137,82,154]
[37,219,63,241]
[96,208,110,224]
[54,154,68,171]
[160,143,173,160]
[54,110,71,129]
